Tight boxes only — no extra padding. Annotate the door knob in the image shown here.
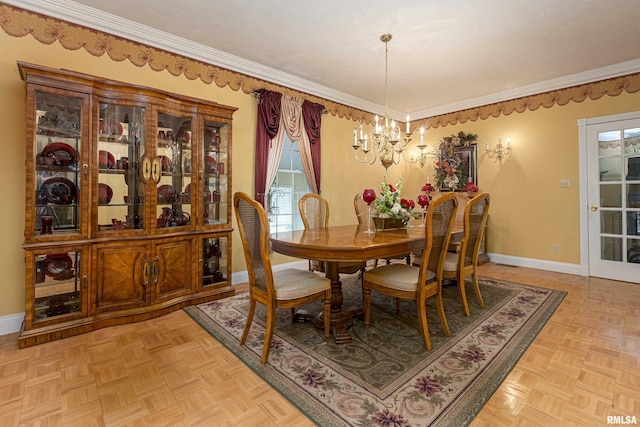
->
[590,206,599,211]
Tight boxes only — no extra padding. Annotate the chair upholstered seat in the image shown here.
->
[363,264,435,292]
[443,252,472,271]
[273,268,331,300]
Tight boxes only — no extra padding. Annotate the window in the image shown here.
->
[267,137,310,232]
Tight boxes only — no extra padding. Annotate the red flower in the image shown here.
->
[400,198,414,209]
[388,184,396,192]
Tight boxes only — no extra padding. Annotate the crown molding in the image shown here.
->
[6,0,640,121]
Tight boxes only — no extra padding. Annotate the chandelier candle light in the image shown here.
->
[351,34,428,169]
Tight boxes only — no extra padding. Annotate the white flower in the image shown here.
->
[379,212,390,218]
[391,204,401,214]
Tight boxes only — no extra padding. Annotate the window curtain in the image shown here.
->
[302,100,323,194]
[255,90,324,205]
[254,89,282,205]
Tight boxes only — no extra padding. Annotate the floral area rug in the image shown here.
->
[185,274,566,426]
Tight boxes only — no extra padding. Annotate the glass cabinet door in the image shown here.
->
[201,235,229,288]
[34,91,85,237]
[97,102,146,232]
[155,112,193,229]
[28,248,87,327]
[202,119,230,225]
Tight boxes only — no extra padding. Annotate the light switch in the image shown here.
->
[560,179,571,188]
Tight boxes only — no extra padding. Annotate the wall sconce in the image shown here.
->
[486,138,511,160]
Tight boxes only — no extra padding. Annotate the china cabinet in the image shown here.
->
[19,62,236,348]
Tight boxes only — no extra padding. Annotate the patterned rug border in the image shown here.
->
[185,277,566,426]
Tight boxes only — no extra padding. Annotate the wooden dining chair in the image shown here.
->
[234,192,331,364]
[354,193,372,228]
[299,193,364,275]
[442,192,490,317]
[362,193,458,351]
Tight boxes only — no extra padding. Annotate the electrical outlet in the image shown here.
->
[552,244,559,254]
[560,179,571,188]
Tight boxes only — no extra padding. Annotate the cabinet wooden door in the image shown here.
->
[153,237,195,303]
[92,241,150,314]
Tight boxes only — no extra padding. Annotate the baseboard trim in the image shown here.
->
[487,253,589,276]
[0,312,24,337]
[0,257,584,337]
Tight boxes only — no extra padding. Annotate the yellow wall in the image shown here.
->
[1,24,640,318]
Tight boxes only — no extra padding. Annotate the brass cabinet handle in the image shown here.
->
[590,205,599,211]
[141,155,152,182]
[142,260,150,285]
[151,157,161,183]
[151,257,160,283]
[83,275,87,289]
[83,164,89,176]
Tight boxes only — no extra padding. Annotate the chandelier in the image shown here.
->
[351,34,428,169]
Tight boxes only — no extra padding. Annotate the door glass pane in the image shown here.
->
[601,236,622,262]
[157,113,192,228]
[627,211,640,236]
[623,128,640,155]
[202,236,228,287]
[601,211,622,234]
[600,183,622,208]
[598,130,622,155]
[626,155,640,181]
[34,251,81,321]
[628,239,640,264]
[98,103,145,231]
[598,157,621,182]
[35,91,82,235]
[201,120,229,225]
[627,182,640,208]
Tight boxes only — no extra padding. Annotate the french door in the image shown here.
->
[586,113,640,283]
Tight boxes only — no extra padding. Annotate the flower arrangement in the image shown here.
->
[373,177,415,224]
[433,131,477,191]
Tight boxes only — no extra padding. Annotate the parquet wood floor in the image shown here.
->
[0,264,638,426]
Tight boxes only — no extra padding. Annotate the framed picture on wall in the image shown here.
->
[439,144,478,191]
[457,144,478,186]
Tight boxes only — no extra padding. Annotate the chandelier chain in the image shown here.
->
[350,33,428,169]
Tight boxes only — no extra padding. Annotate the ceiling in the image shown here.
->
[10,0,640,120]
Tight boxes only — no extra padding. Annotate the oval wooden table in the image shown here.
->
[270,224,430,344]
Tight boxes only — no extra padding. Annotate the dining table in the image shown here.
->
[270,223,456,344]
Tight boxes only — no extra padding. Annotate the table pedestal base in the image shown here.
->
[293,306,363,344]
[292,262,363,344]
